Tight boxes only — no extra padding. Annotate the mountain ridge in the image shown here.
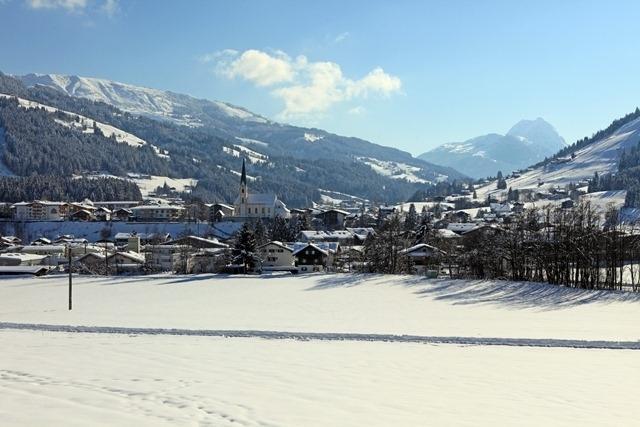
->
[419,118,566,179]
[0,71,467,206]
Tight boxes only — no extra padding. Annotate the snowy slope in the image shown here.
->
[17,73,268,126]
[357,157,447,184]
[476,116,640,200]
[0,93,156,151]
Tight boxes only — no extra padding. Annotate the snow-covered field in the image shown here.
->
[1,274,639,426]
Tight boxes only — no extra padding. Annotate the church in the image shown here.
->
[233,159,290,219]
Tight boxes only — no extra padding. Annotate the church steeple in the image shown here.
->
[240,158,247,204]
[240,158,247,186]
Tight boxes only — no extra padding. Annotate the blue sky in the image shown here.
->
[2,0,640,155]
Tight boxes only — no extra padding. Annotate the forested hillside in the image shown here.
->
[0,72,468,205]
[0,175,142,203]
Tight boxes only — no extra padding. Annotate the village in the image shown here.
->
[1,159,636,291]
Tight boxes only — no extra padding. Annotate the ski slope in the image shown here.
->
[1,274,639,426]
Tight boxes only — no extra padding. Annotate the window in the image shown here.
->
[262,207,265,214]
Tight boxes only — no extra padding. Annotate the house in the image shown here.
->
[112,208,133,221]
[257,241,294,269]
[490,203,513,216]
[233,159,290,219]
[190,248,229,273]
[107,251,145,273]
[400,243,444,275]
[345,228,376,244]
[16,245,66,265]
[144,245,191,272]
[293,243,332,273]
[114,232,171,247]
[31,237,52,246]
[0,253,47,266]
[315,209,349,229]
[130,205,185,221]
[73,252,107,272]
[210,203,235,222]
[378,205,398,220]
[70,209,95,221]
[12,201,68,221]
[94,207,112,221]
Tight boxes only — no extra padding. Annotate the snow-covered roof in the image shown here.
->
[257,241,293,252]
[234,193,278,205]
[108,251,146,263]
[131,205,184,211]
[316,208,350,216]
[292,241,339,255]
[292,243,329,256]
[298,230,354,241]
[400,243,444,256]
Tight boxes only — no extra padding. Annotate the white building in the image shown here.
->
[130,205,185,221]
[233,159,290,219]
[12,201,68,221]
[257,241,294,269]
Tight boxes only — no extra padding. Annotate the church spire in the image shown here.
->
[240,158,246,186]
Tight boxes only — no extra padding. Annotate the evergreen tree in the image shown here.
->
[404,203,418,231]
[233,223,258,273]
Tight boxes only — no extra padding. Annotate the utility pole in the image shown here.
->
[67,244,72,310]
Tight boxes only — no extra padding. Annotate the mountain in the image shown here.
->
[473,108,640,203]
[0,72,466,206]
[418,118,566,179]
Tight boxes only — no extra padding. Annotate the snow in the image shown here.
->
[235,136,269,147]
[0,93,149,149]
[303,132,324,142]
[18,73,269,126]
[1,274,640,426]
[318,188,369,203]
[358,157,430,184]
[213,101,268,123]
[223,146,267,164]
[129,175,197,196]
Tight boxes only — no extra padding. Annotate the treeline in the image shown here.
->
[0,175,142,202]
[360,202,640,292]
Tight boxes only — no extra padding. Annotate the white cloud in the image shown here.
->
[217,49,295,87]
[334,32,350,43]
[26,0,87,11]
[211,49,402,118]
[25,0,118,15]
[100,0,117,16]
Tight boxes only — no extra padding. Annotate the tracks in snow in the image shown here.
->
[1,322,638,350]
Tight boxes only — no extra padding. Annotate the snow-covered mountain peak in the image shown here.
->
[419,118,567,178]
[16,73,269,127]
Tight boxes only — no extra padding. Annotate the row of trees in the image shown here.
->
[358,202,640,292]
